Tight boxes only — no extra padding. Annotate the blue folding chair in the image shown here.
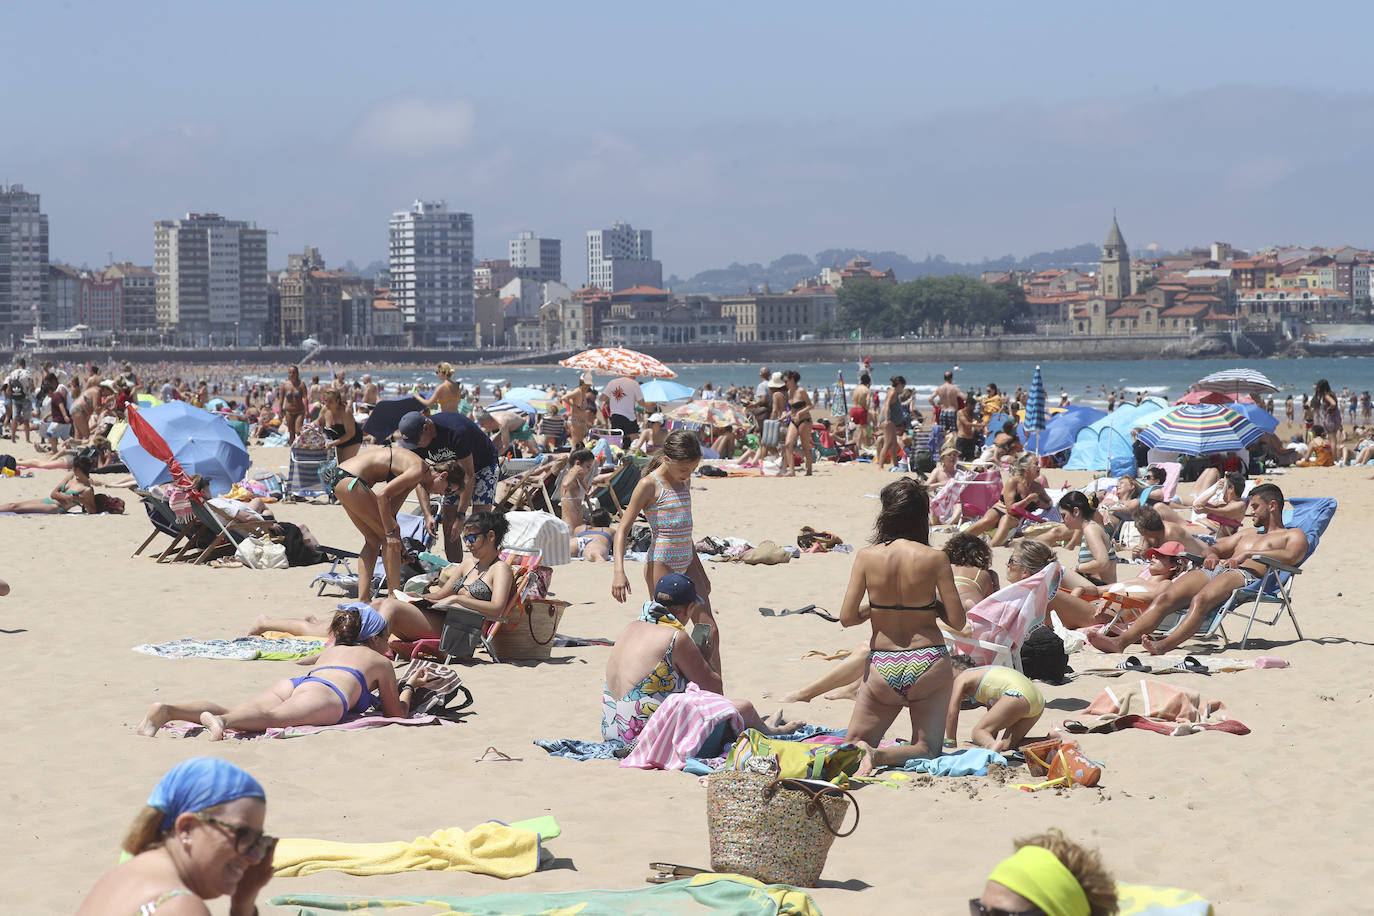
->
[1158,497,1336,648]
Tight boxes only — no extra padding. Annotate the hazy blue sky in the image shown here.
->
[7,2,1374,281]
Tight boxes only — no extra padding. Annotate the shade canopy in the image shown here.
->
[1135,403,1265,457]
[558,347,677,379]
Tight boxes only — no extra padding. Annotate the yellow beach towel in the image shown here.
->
[273,823,541,878]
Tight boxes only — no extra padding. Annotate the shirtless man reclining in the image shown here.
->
[1088,483,1306,656]
[1128,506,1210,559]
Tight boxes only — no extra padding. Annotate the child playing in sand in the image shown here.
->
[945,656,1045,752]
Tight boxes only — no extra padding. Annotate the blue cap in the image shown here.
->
[654,573,699,606]
[147,757,265,831]
[397,411,428,448]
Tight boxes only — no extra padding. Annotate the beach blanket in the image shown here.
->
[132,635,325,661]
[621,683,743,770]
[533,737,624,760]
[268,873,822,916]
[272,821,545,878]
[160,713,459,740]
[1080,680,1250,736]
[900,748,1007,776]
[1117,883,1215,915]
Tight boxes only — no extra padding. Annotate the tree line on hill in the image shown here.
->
[828,276,1030,338]
[667,243,1099,295]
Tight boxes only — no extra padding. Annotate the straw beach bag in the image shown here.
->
[706,770,859,886]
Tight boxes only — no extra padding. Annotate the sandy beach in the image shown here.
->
[5,440,1370,913]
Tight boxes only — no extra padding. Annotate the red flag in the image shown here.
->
[126,404,203,503]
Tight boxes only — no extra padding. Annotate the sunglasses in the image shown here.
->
[195,812,276,861]
[969,902,1045,916]
[462,531,484,545]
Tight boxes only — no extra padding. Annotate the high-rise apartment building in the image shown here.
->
[154,212,268,345]
[104,262,156,337]
[0,184,50,340]
[46,264,80,330]
[388,200,474,346]
[79,271,123,334]
[509,231,561,284]
[586,221,662,292]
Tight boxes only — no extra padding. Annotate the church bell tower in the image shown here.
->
[1098,215,1130,300]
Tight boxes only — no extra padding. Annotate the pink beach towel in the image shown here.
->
[159,713,459,740]
[956,562,1062,666]
[620,683,743,770]
[1082,680,1249,736]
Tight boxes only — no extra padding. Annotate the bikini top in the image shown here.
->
[457,566,494,601]
[869,597,941,612]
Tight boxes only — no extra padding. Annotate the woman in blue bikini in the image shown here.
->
[136,607,434,740]
[838,477,966,776]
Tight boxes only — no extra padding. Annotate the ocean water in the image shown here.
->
[360,355,1374,408]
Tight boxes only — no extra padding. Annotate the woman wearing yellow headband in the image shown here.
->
[974,829,1117,916]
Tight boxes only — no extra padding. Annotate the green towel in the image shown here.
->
[269,873,822,915]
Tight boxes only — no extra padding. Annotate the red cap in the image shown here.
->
[1145,541,1187,561]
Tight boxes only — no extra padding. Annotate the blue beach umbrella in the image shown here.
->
[1230,401,1279,433]
[639,379,695,403]
[486,399,538,420]
[116,400,250,496]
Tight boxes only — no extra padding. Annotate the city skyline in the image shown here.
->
[8,4,1374,278]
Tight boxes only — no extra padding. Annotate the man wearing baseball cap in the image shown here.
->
[396,410,497,561]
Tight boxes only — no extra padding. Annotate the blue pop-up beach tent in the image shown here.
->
[1026,405,1107,457]
[1064,398,1169,471]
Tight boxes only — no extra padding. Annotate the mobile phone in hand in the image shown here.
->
[691,623,713,651]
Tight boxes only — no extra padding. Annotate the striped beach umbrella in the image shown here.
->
[1024,365,1047,431]
[1194,368,1278,397]
[1135,403,1265,457]
[559,347,677,379]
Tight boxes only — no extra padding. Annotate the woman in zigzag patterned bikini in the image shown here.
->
[838,477,968,777]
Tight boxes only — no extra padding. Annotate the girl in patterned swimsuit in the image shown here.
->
[611,431,720,670]
[839,477,967,777]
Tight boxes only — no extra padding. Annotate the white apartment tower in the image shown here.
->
[586,220,663,292]
[509,230,561,284]
[154,213,268,345]
[389,200,474,346]
[0,184,49,340]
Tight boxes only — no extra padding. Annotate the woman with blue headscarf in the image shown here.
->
[77,757,273,915]
[137,606,434,739]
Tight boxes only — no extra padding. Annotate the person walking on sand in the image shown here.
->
[931,369,961,444]
[611,431,720,670]
[850,372,873,450]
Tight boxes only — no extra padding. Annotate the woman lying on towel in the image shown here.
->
[837,478,967,776]
[374,510,516,642]
[603,572,801,744]
[137,607,436,740]
[774,531,997,704]
[0,452,105,514]
[76,758,276,916]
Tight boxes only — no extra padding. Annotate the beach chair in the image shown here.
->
[592,455,644,519]
[946,561,1062,671]
[131,491,191,561]
[399,548,547,664]
[309,513,433,597]
[1155,497,1336,649]
[284,446,334,503]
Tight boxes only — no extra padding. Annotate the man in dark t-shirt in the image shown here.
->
[398,411,498,560]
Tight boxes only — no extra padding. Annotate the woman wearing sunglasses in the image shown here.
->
[77,758,276,916]
[376,510,515,642]
[973,828,1119,916]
